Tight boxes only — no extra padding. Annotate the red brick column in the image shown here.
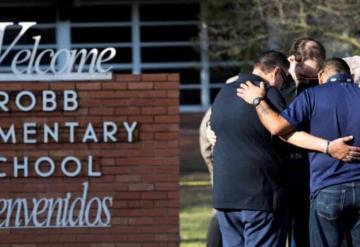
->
[0,73,180,247]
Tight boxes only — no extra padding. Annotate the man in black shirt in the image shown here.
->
[210,51,290,246]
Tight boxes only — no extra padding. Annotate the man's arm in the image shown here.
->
[237,81,293,136]
[237,81,360,162]
[199,108,214,175]
[206,122,217,146]
[283,131,360,162]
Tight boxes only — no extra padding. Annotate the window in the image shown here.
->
[0,0,242,112]
[140,3,199,21]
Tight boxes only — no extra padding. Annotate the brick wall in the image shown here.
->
[0,74,180,246]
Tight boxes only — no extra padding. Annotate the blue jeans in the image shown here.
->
[217,209,287,247]
[310,182,360,247]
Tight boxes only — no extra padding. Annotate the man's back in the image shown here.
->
[210,73,286,211]
[281,73,360,195]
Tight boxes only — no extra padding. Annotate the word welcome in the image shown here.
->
[0,22,116,81]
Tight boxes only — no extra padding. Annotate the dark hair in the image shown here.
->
[254,50,290,73]
[290,37,326,69]
[321,57,351,74]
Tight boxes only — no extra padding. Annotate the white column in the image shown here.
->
[200,4,210,110]
[56,17,71,72]
[131,2,141,74]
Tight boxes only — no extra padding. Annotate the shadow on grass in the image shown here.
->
[181,238,207,243]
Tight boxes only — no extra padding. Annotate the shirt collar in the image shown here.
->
[237,73,264,83]
[326,73,354,84]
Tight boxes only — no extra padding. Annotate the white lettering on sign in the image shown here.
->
[0,156,102,178]
[0,90,79,112]
[0,87,142,230]
[0,22,116,81]
[0,121,137,144]
[0,182,112,228]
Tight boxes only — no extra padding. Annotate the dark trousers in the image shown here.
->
[217,209,287,247]
[288,186,310,247]
[310,182,360,247]
[286,155,311,247]
[207,213,223,247]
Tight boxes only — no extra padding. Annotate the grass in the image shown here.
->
[180,173,213,247]
[179,173,291,247]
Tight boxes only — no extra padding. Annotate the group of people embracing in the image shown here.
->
[199,37,360,247]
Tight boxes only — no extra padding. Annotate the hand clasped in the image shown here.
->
[237,81,266,104]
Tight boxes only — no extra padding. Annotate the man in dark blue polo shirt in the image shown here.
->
[237,58,360,246]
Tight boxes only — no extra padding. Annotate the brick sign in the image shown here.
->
[0,74,180,246]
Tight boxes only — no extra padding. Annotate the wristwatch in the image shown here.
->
[252,97,265,107]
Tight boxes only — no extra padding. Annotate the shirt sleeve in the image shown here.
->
[280,89,313,130]
[199,108,214,178]
[266,86,286,112]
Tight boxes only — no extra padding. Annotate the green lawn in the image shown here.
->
[180,173,213,247]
